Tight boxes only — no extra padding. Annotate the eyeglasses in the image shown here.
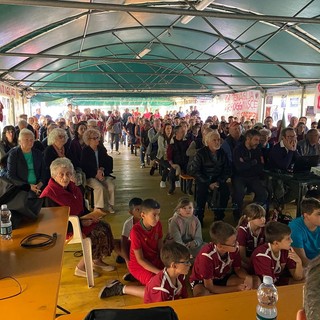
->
[175,260,192,266]
[221,241,239,249]
[58,135,66,139]
[90,136,100,140]
[285,135,296,140]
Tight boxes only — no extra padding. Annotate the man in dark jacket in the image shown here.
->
[232,129,268,220]
[189,131,231,225]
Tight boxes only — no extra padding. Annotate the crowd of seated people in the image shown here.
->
[1,106,320,306]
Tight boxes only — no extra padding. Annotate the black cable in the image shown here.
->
[20,232,57,248]
[0,276,22,300]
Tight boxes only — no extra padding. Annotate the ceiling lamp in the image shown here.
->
[136,48,151,59]
[180,0,215,25]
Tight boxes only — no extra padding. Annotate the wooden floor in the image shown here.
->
[56,143,297,317]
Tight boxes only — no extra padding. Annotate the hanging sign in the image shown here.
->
[0,82,19,99]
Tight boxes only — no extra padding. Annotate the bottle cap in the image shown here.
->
[1,204,7,210]
[263,275,273,285]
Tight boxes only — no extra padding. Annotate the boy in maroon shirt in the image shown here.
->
[190,221,260,296]
[251,221,304,285]
[144,242,190,303]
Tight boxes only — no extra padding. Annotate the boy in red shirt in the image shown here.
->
[144,242,190,303]
[251,221,304,285]
[99,199,163,299]
[190,221,260,296]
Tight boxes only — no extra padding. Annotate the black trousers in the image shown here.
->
[232,176,268,214]
[195,181,230,222]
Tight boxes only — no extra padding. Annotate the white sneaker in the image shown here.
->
[175,181,181,188]
[140,163,145,169]
[107,205,115,214]
[160,181,166,188]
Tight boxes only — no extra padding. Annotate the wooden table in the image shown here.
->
[0,206,69,320]
[57,283,303,320]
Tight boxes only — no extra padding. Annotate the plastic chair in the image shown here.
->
[67,216,95,288]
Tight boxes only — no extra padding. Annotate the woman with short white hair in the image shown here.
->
[41,157,115,276]
[7,128,45,196]
[43,127,70,183]
[80,129,115,214]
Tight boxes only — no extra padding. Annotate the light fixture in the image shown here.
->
[180,0,215,25]
[136,48,151,59]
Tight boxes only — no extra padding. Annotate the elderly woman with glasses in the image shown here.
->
[43,127,70,184]
[41,157,115,276]
[7,128,45,196]
[80,129,115,215]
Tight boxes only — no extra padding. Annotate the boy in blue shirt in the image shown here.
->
[289,197,320,267]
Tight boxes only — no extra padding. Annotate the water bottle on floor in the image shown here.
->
[1,204,12,240]
[256,275,278,320]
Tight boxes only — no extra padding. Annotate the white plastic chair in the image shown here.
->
[67,216,94,288]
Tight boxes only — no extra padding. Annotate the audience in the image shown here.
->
[7,128,45,197]
[296,255,320,320]
[188,130,231,224]
[80,129,115,214]
[289,197,320,267]
[167,197,204,257]
[0,125,18,176]
[190,221,260,296]
[251,221,304,285]
[232,129,268,220]
[41,158,115,276]
[236,203,266,270]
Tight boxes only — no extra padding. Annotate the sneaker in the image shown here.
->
[175,181,181,188]
[122,273,137,282]
[116,255,126,264]
[160,181,166,188]
[168,189,174,195]
[93,262,116,272]
[140,163,145,169]
[99,280,124,299]
[74,266,100,278]
[107,205,115,214]
[149,166,156,176]
[116,151,121,155]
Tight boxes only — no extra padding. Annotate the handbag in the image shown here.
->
[0,177,43,229]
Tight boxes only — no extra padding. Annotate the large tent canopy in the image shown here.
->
[0,0,319,100]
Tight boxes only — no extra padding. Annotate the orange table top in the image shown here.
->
[0,206,69,320]
[58,283,303,320]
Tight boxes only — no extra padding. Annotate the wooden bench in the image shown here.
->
[179,174,195,194]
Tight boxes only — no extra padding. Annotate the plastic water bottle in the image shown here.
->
[0,204,12,240]
[256,275,278,320]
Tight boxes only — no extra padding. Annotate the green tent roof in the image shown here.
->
[0,0,319,100]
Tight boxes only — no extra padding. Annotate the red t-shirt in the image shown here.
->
[128,220,163,272]
[189,242,241,282]
[251,243,296,283]
[144,269,188,303]
[237,223,265,257]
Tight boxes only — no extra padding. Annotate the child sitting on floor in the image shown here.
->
[251,221,304,285]
[289,197,320,267]
[167,197,204,257]
[144,242,191,303]
[189,221,260,296]
[99,198,163,299]
[116,197,143,281]
[99,239,190,302]
[237,203,266,270]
